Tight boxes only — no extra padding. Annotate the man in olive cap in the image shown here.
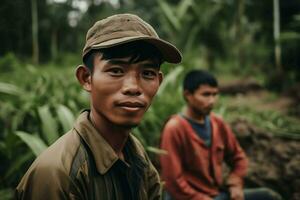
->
[15,13,182,200]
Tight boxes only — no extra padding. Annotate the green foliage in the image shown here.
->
[15,131,47,157]
[56,104,75,133]
[0,82,23,96]
[280,31,300,41]
[0,188,13,200]
[217,96,300,137]
[0,53,21,72]
[38,105,60,145]
[0,64,87,190]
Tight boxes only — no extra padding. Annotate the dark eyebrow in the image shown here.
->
[142,62,160,69]
[107,59,160,69]
[107,59,130,65]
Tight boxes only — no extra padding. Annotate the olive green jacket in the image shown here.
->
[15,111,161,200]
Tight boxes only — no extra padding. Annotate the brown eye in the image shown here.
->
[142,70,157,79]
[107,67,124,76]
[202,92,211,97]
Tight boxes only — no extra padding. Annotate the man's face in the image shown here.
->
[87,54,163,128]
[185,84,219,116]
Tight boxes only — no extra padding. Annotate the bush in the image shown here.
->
[0,53,21,73]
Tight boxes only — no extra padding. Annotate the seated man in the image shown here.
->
[160,70,282,200]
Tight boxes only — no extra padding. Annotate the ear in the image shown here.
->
[76,65,92,92]
[183,90,192,102]
[158,72,163,86]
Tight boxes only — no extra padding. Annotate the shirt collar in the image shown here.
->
[73,110,146,174]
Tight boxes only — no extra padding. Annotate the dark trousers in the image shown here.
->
[164,188,282,200]
[213,188,282,200]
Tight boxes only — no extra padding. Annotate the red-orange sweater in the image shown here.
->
[160,114,248,200]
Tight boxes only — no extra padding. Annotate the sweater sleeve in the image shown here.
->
[221,121,248,188]
[160,118,212,200]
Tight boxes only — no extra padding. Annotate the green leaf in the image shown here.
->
[294,14,300,21]
[280,31,300,41]
[0,82,22,96]
[0,141,6,155]
[56,104,75,133]
[146,146,168,155]
[177,0,193,19]
[158,0,181,30]
[157,65,184,96]
[183,25,200,52]
[0,188,14,200]
[4,151,33,180]
[132,128,146,146]
[38,105,59,145]
[15,131,48,157]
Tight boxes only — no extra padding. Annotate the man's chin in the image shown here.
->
[121,123,139,129]
[115,121,140,129]
[204,108,213,115]
[205,111,212,116]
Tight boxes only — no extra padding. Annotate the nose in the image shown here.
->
[208,95,217,106]
[122,72,142,96]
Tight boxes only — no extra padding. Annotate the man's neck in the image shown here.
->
[183,106,206,124]
[89,110,130,158]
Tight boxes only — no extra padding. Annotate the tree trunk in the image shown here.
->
[205,47,215,71]
[235,0,245,70]
[31,0,39,65]
[51,28,58,61]
[273,0,281,72]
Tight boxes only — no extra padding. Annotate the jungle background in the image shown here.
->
[0,0,300,199]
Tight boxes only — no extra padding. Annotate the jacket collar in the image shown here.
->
[73,110,146,175]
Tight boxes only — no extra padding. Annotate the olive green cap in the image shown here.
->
[82,13,182,64]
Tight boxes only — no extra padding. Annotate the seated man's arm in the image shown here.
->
[222,122,249,200]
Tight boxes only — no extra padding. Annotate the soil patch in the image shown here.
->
[231,119,300,200]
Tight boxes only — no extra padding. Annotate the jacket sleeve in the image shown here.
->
[146,157,162,200]
[130,134,162,200]
[15,163,82,200]
[221,121,248,188]
[160,119,212,200]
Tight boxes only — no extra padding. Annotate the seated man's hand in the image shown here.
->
[229,186,244,200]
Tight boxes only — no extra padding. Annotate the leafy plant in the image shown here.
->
[15,131,47,157]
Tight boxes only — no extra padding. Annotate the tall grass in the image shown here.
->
[0,63,86,198]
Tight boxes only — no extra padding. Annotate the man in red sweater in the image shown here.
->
[160,70,281,200]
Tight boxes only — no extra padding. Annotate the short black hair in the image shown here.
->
[183,69,218,93]
[83,41,163,72]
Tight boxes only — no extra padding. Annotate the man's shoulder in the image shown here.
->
[28,129,81,175]
[210,112,226,125]
[210,113,236,139]
[164,114,183,129]
[129,134,147,157]
[15,129,87,198]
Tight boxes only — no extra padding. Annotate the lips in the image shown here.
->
[116,101,146,112]
[118,101,145,107]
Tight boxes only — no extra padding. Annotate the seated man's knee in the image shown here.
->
[256,188,282,200]
[245,187,282,200]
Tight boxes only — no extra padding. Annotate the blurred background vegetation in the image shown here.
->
[0,0,300,199]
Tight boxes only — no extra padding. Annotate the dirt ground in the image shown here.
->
[231,119,300,200]
[221,79,300,200]
[220,78,300,116]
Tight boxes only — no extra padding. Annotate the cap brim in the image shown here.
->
[90,36,182,64]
